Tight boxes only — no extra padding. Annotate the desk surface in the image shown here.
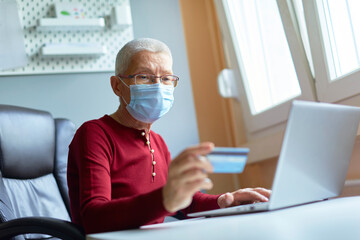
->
[87,196,360,240]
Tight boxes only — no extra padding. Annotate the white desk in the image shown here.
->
[87,196,360,240]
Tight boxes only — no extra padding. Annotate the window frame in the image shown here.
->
[214,0,316,137]
[303,0,360,103]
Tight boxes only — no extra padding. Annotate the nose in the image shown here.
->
[153,76,162,84]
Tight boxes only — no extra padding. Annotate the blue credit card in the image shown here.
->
[207,147,249,173]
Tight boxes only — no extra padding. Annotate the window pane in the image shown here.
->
[225,0,301,114]
[317,0,360,80]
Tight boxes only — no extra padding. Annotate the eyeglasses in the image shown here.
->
[118,73,179,87]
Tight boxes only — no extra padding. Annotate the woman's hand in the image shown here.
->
[162,142,214,213]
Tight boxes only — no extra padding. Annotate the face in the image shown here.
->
[110,50,173,104]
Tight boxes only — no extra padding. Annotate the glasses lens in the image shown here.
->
[134,74,178,86]
[135,74,153,85]
[162,75,179,87]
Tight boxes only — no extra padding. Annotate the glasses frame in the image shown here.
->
[118,73,179,87]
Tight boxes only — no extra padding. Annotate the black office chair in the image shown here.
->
[0,105,85,240]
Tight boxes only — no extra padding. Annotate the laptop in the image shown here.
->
[188,100,360,217]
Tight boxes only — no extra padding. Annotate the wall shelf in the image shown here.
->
[36,18,105,31]
[40,43,107,57]
[1,0,133,75]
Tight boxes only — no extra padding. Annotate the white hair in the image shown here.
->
[115,38,172,75]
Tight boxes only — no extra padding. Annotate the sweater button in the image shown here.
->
[146,141,150,145]
[152,161,156,165]
[152,172,156,177]
[141,132,146,136]
[150,149,155,153]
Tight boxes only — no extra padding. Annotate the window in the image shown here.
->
[303,0,360,102]
[317,0,360,80]
[215,0,360,138]
[215,0,315,134]
[226,0,301,115]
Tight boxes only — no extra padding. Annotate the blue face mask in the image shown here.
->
[121,80,175,123]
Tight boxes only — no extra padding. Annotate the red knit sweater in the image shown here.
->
[67,115,220,234]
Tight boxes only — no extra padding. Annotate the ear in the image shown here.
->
[110,76,122,97]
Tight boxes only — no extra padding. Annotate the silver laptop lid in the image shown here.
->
[269,100,360,210]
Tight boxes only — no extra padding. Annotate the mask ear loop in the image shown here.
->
[119,77,130,105]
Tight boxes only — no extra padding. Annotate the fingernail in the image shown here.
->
[204,178,211,183]
[198,155,207,162]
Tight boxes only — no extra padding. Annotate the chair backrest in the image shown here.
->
[0,105,76,226]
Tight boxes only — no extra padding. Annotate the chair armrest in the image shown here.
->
[0,217,85,240]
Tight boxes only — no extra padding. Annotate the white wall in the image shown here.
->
[130,0,200,156]
[0,0,199,157]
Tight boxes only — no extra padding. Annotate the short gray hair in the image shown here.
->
[115,38,172,75]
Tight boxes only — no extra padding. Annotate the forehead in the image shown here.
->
[126,50,173,74]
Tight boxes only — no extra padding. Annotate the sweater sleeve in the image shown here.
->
[81,187,169,233]
[181,192,221,216]
[68,123,171,234]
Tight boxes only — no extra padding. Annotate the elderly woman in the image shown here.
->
[67,38,270,234]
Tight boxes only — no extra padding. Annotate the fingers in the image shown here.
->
[224,192,234,205]
[217,192,235,208]
[227,188,271,206]
[171,155,213,176]
[174,142,214,162]
[175,168,209,185]
[252,187,272,199]
[163,177,213,213]
[169,142,214,176]
[162,142,215,213]
[185,177,213,193]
